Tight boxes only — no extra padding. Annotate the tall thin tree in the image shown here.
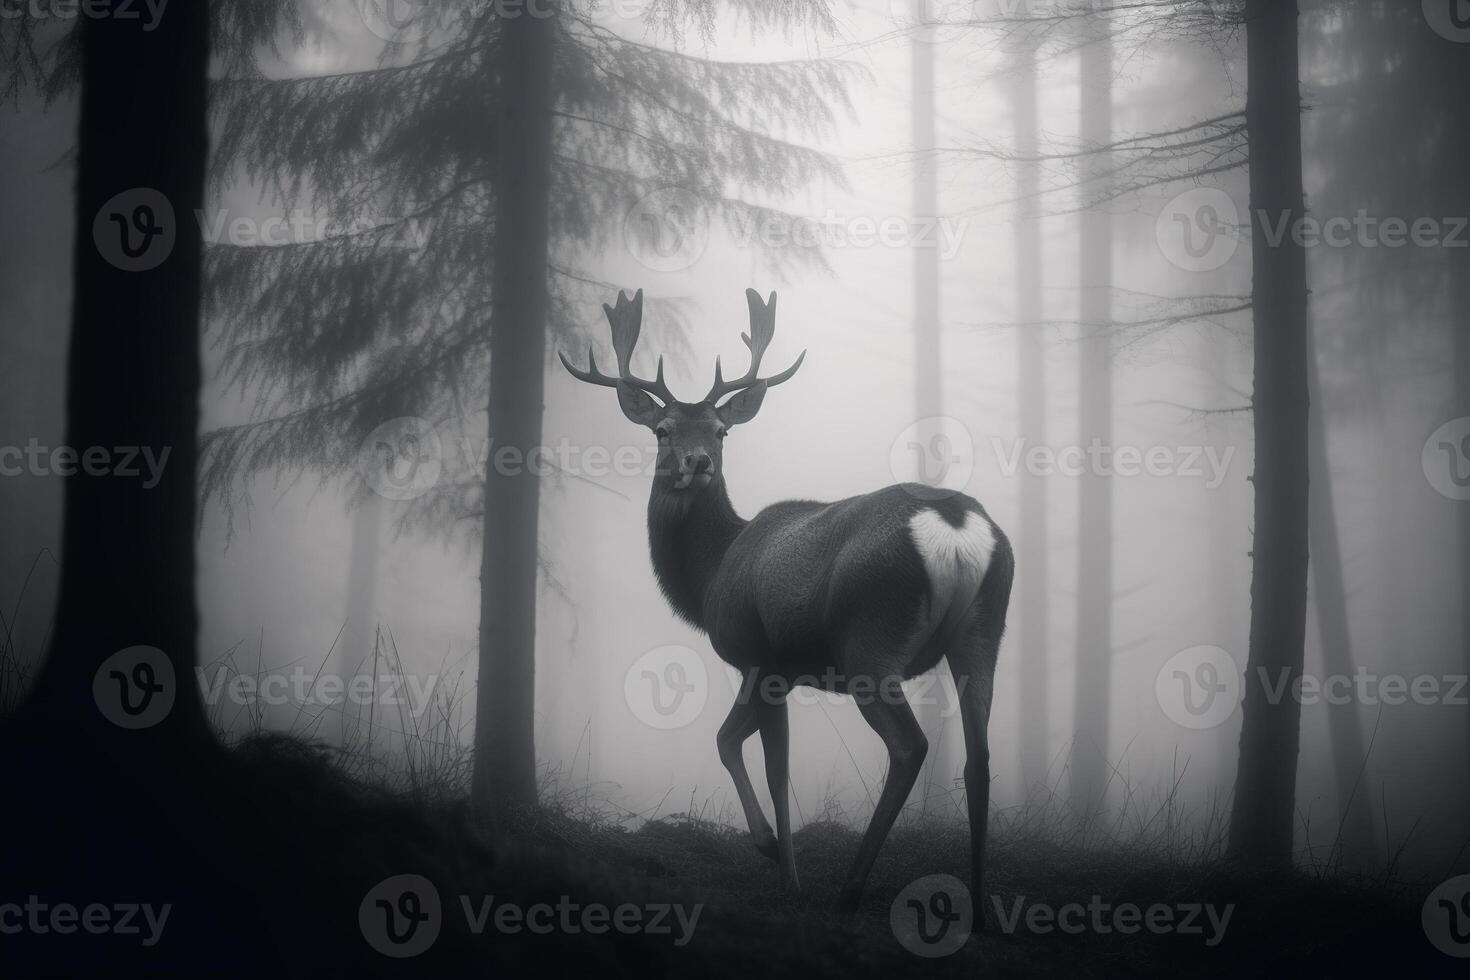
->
[1070,7,1114,816]
[1229,0,1311,866]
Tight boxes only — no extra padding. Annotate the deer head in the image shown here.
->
[560,288,806,491]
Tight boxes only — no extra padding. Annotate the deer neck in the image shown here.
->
[646,476,746,631]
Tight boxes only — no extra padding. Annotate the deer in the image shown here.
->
[560,287,1014,919]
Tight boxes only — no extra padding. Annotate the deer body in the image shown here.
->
[564,289,1013,920]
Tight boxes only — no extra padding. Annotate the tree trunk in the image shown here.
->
[1229,0,1310,867]
[1070,12,1113,818]
[1305,319,1378,867]
[1454,256,1470,815]
[1013,35,1049,796]
[25,1,209,751]
[471,7,558,814]
[911,22,948,808]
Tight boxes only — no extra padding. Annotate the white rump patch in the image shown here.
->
[908,509,997,639]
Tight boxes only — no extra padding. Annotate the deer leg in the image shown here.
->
[838,675,926,917]
[758,695,801,892]
[717,690,778,861]
[948,641,998,931]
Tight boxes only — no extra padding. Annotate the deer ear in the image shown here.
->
[716,381,768,426]
[617,380,662,428]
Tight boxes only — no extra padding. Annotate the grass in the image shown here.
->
[0,610,1461,975]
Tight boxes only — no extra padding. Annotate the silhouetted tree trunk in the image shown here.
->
[1229,0,1310,867]
[472,4,558,814]
[1070,11,1113,817]
[911,23,947,808]
[1305,319,1378,867]
[1012,33,1049,794]
[4,7,215,969]
[1455,259,1470,808]
[24,1,209,750]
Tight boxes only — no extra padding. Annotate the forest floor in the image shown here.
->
[1,610,1464,977]
[0,725,1461,976]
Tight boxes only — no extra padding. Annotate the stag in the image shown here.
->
[561,288,1013,918]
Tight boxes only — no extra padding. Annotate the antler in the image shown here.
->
[705,288,807,404]
[558,288,677,405]
[705,287,811,405]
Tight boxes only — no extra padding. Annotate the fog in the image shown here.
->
[3,0,1466,888]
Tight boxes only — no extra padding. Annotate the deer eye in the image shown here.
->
[655,424,672,441]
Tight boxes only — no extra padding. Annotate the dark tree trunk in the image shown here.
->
[1013,35,1049,795]
[1070,13,1113,817]
[472,5,558,814]
[25,0,209,751]
[1305,321,1378,866]
[1455,258,1470,813]
[3,5,216,969]
[1229,0,1311,867]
